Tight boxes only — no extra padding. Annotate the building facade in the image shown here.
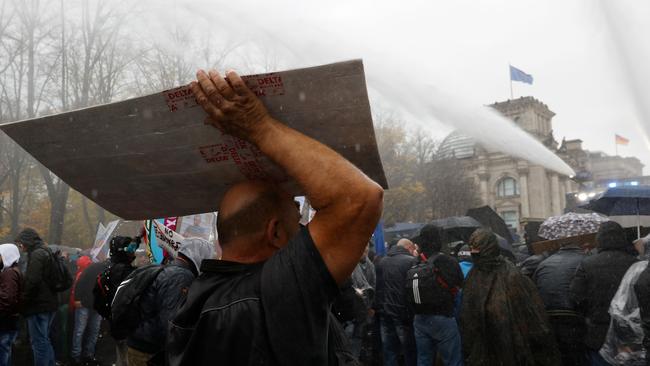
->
[439,97,585,232]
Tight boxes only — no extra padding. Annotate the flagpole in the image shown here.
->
[509,64,513,99]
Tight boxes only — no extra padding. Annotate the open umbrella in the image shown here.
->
[430,216,482,243]
[581,186,650,239]
[466,205,514,244]
[538,212,610,240]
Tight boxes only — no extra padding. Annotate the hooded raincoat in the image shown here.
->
[460,229,560,366]
[0,244,22,331]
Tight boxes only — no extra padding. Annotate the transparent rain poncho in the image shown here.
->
[600,261,649,365]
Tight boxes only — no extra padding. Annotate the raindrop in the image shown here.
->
[91,189,98,198]
[299,92,306,102]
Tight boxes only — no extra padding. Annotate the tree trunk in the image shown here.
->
[81,197,95,239]
[9,145,24,238]
[47,183,70,244]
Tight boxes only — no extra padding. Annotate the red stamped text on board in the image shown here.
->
[199,137,267,180]
[163,85,199,112]
[242,73,285,97]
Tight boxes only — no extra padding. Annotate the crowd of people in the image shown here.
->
[0,67,649,366]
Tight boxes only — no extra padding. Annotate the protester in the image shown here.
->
[409,224,464,366]
[570,222,638,365]
[360,243,376,289]
[518,250,550,278]
[533,242,588,365]
[69,255,103,366]
[461,229,560,366]
[334,262,374,361]
[94,236,139,366]
[634,257,650,366]
[600,260,648,365]
[457,245,473,278]
[374,238,418,366]
[16,228,59,366]
[0,244,22,366]
[166,69,383,365]
[126,238,215,366]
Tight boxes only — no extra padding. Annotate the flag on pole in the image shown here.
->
[615,134,630,145]
[509,65,533,84]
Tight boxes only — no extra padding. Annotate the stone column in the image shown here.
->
[550,173,561,216]
[478,172,490,205]
[559,178,566,212]
[565,179,573,194]
[517,166,530,218]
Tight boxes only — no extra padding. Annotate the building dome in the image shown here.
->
[439,131,476,159]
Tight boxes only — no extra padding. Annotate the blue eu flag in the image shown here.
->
[510,65,533,84]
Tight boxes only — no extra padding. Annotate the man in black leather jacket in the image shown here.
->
[166,69,383,366]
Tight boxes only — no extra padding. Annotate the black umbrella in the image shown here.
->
[430,216,482,243]
[581,185,650,239]
[466,205,515,244]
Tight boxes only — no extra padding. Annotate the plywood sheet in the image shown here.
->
[1,60,387,219]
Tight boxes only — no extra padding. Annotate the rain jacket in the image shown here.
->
[570,222,638,350]
[70,255,92,309]
[374,245,417,321]
[461,229,560,366]
[634,261,650,366]
[18,229,58,316]
[0,244,22,331]
[127,238,214,355]
[601,261,648,365]
[533,245,586,311]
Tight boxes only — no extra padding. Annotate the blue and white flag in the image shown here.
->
[510,65,533,84]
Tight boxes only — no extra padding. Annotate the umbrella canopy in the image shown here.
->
[466,205,514,244]
[431,216,482,230]
[538,212,610,240]
[430,216,482,243]
[581,186,650,216]
[581,186,650,239]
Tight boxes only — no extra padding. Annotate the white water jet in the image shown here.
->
[130,0,575,177]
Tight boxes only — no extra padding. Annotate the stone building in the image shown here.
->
[588,151,644,184]
[439,97,586,232]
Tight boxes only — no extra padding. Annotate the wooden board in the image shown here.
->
[531,233,597,254]
[0,60,387,219]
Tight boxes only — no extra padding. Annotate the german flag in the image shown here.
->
[615,134,630,146]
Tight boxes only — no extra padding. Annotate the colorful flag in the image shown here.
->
[509,65,533,85]
[615,134,630,145]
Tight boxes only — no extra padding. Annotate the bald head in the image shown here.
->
[217,181,299,251]
[397,238,417,256]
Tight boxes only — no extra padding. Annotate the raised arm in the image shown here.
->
[191,69,383,284]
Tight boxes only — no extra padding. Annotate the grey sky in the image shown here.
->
[137,0,650,173]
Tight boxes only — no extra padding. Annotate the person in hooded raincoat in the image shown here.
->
[0,244,22,366]
[460,229,560,366]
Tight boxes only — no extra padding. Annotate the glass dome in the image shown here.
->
[439,131,476,159]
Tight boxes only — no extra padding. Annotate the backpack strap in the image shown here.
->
[427,254,458,297]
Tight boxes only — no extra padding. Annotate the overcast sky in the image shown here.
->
[139,0,650,174]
